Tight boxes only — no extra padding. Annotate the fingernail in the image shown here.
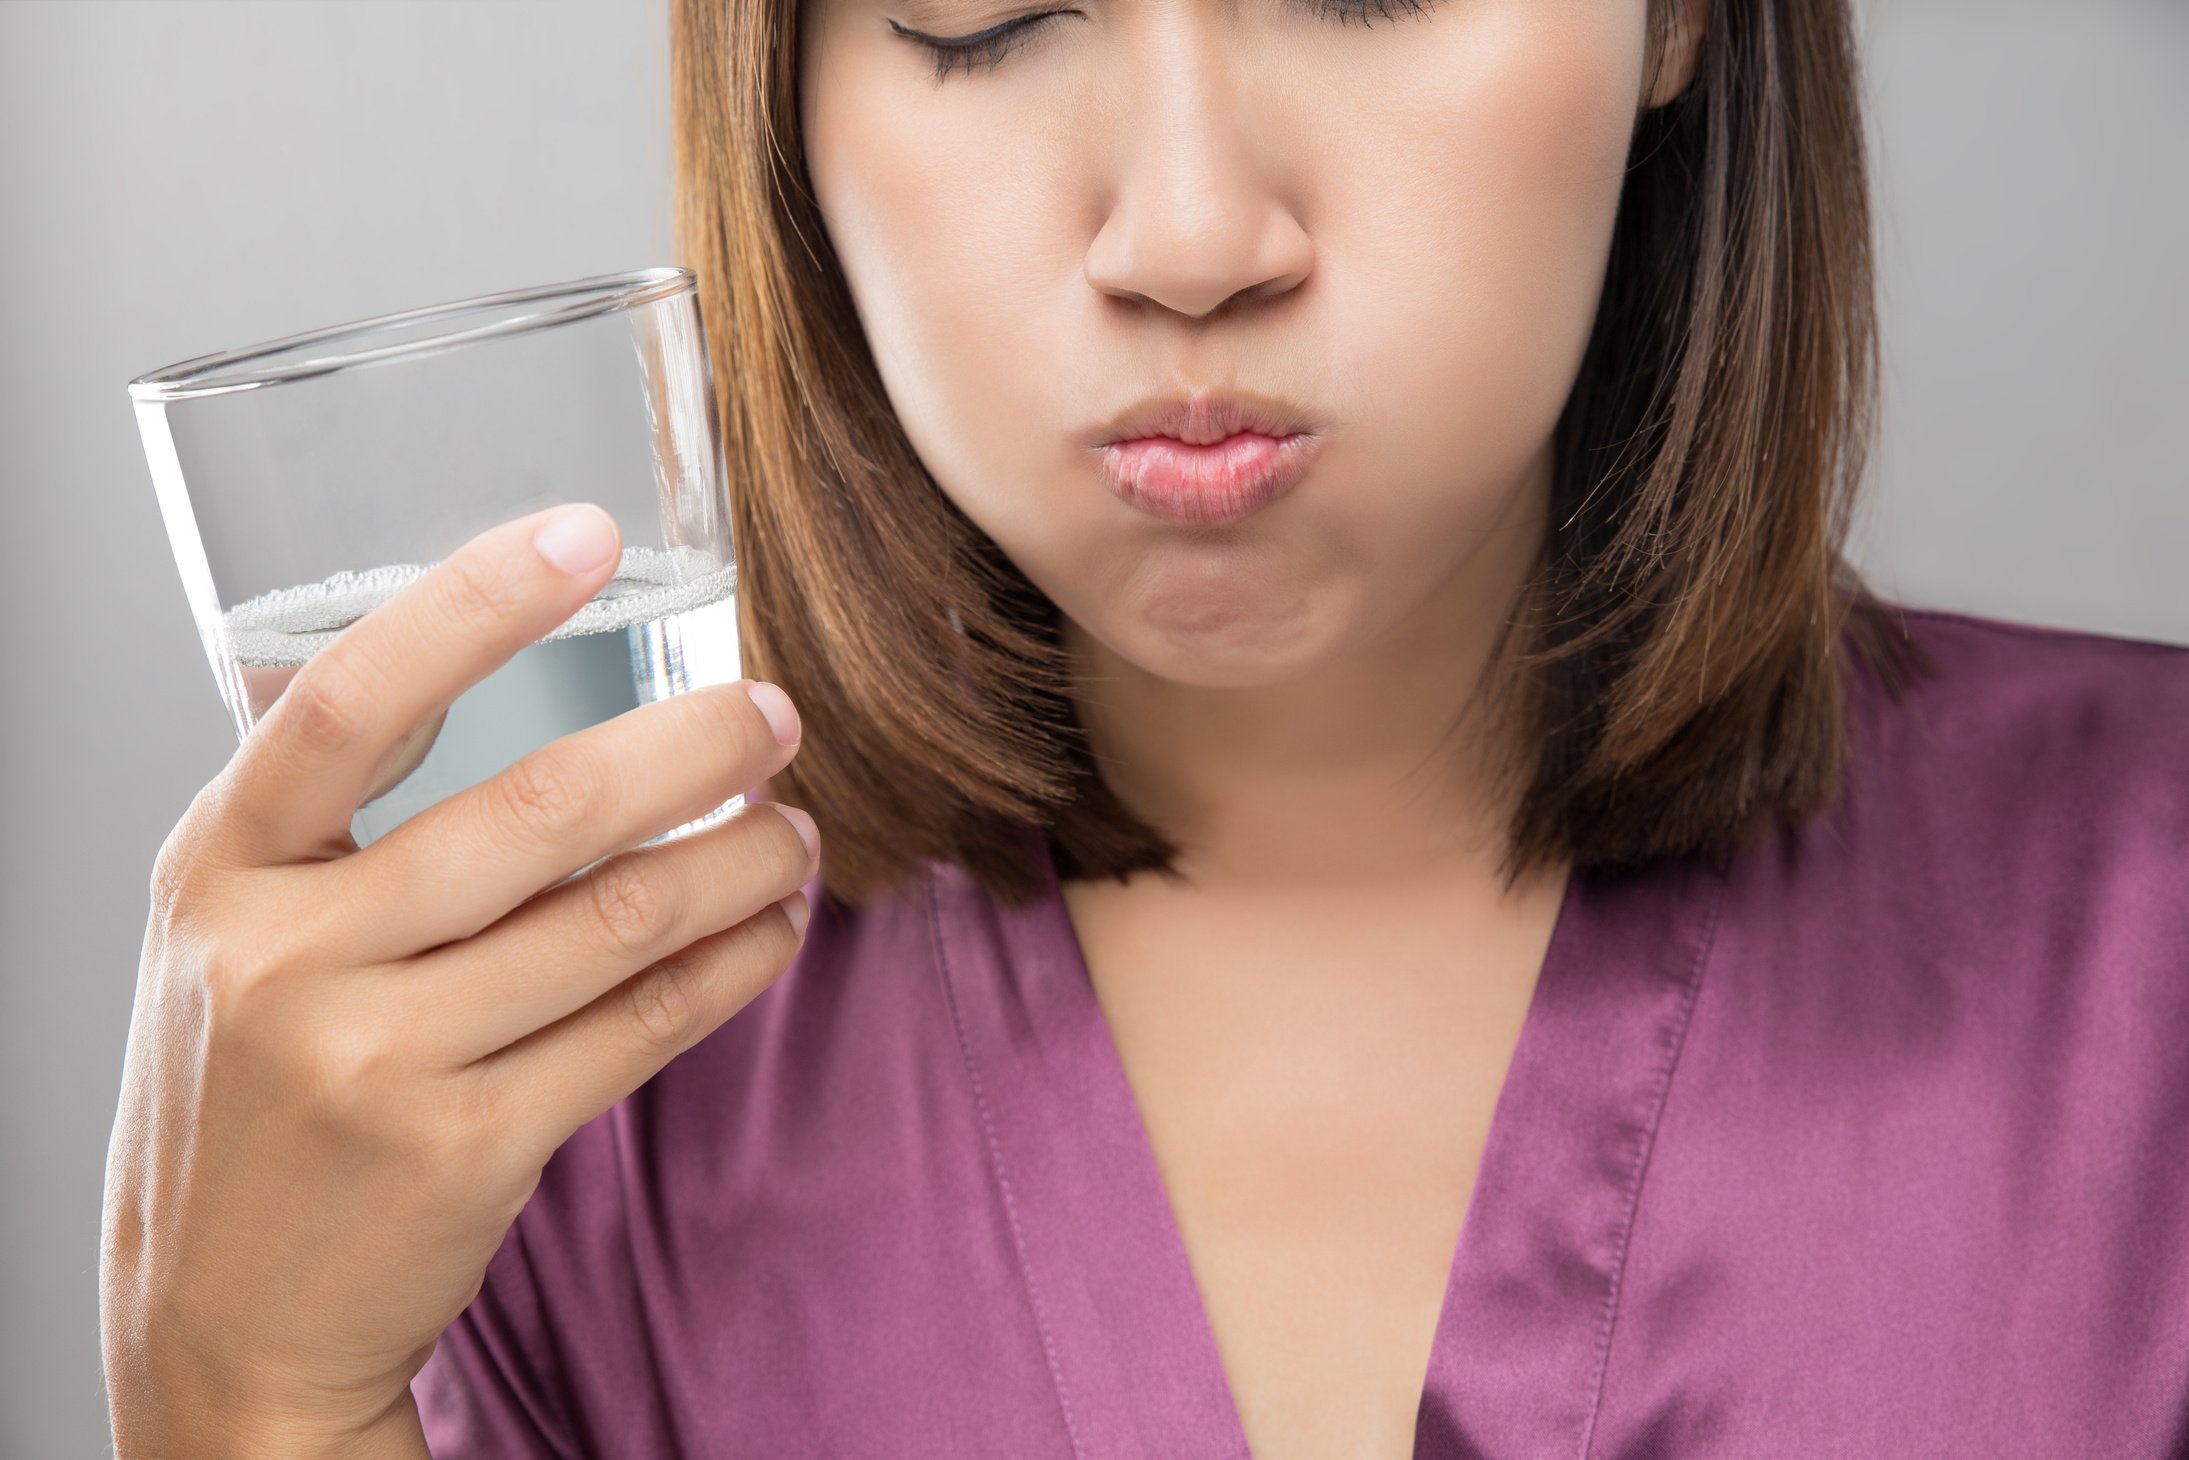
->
[532,504,619,574]
[774,803,820,861]
[779,889,810,937]
[745,680,801,746]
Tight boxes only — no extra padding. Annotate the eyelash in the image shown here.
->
[891,0,1438,85]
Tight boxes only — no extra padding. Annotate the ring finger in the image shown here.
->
[401,796,818,1063]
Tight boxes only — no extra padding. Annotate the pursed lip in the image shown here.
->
[1084,385,1318,449]
[1093,430,1325,526]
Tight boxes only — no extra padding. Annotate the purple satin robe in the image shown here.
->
[411,603,2189,1457]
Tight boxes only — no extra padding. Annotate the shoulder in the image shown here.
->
[1729,598,2189,1064]
[1873,595,2189,704]
[1788,598,2189,1070]
[1703,598,2189,1154]
[1842,599,2189,861]
[1853,599,2189,755]
[1612,605,2189,1446]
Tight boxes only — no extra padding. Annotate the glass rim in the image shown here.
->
[127,266,695,403]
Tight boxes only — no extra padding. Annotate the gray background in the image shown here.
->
[1,1,2182,1453]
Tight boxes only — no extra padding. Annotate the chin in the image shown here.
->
[1063,587,1340,690]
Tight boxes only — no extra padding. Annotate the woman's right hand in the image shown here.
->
[101,503,819,1460]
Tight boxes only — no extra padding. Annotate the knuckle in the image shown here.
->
[437,550,532,628]
[441,1071,552,1201]
[487,745,599,851]
[149,833,208,921]
[193,894,347,1062]
[278,647,381,758]
[411,1084,514,1202]
[583,855,674,958]
[694,681,780,764]
[197,939,270,1023]
[298,1013,416,1139]
[198,941,307,1066]
[249,915,329,991]
[625,948,705,1054]
[314,1022,405,1102]
[150,775,258,922]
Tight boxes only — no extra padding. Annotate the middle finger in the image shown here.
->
[334,678,801,962]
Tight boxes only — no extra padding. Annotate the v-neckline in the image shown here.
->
[927,823,1728,1460]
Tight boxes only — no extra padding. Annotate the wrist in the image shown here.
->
[114,1392,430,1460]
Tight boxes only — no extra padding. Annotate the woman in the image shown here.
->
[102,0,2189,1456]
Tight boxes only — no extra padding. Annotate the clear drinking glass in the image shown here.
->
[128,267,743,850]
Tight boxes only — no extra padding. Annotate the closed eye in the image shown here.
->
[890,0,1441,85]
[887,9,1085,84]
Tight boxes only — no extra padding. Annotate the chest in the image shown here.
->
[1059,871,1567,1460]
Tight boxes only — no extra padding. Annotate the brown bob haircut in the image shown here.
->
[668,0,1934,916]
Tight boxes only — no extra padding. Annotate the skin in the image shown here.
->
[801,0,1701,885]
[96,7,1710,1457]
[103,508,819,1460]
[801,1,1705,1454]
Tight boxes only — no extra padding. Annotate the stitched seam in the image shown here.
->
[1890,602,2189,653]
[603,1108,690,1459]
[1574,863,1727,1460]
[927,868,1089,1460]
[506,1210,587,1459]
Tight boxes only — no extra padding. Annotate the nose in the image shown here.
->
[1081,34,1315,323]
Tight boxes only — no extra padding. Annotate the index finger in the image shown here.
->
[215,503,624,866]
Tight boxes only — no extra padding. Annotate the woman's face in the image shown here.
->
[799,0,1664,688]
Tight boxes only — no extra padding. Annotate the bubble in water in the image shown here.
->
[219,543,736,668]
